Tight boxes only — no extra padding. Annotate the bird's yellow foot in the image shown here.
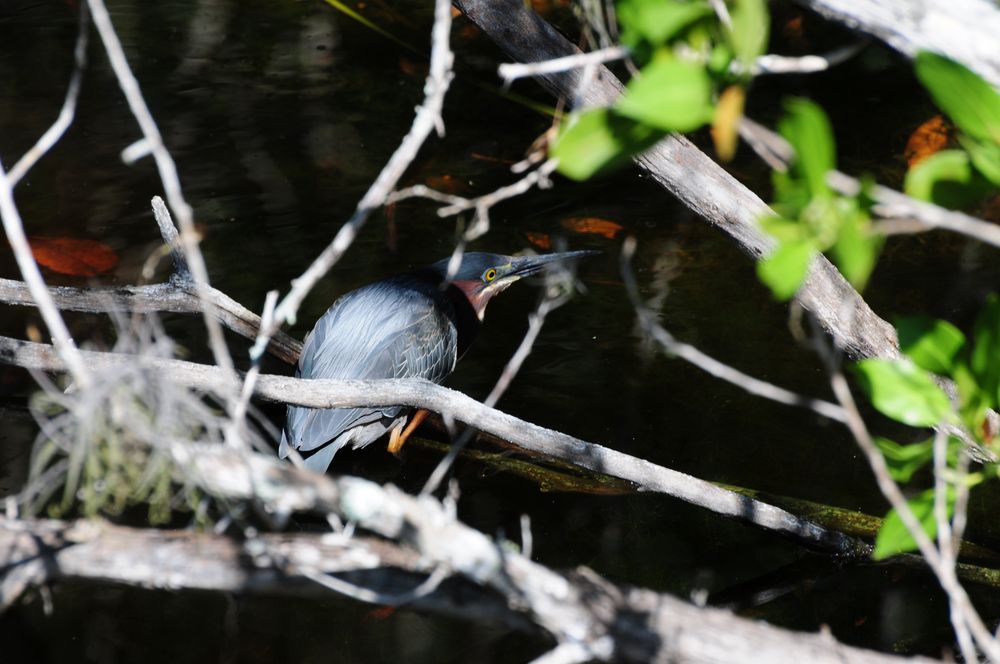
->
[387,408,430,454]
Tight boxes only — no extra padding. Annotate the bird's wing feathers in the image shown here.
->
[283,279,458,455]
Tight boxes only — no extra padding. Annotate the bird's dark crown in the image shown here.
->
[427,252,510,282]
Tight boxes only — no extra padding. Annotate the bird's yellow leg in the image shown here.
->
[387,409,430,454]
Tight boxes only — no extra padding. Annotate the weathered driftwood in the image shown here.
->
[795,0,1000,88]
[457,0,900,361]
[0,334,869,558]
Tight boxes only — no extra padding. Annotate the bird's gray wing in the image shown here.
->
[282,280,458,457]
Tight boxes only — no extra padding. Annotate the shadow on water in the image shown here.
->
[2,0,1000,660]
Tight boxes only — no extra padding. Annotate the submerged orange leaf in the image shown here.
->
[904,115,952,167]
[27,236,118,276]
[559,216,623,239]
[425,174,464,193]
[525,232,552,249]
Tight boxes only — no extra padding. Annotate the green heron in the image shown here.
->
[280,250,597,473]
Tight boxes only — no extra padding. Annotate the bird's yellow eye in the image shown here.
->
[483,268,497,282]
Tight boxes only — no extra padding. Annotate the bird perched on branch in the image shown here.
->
[280,250,598,474]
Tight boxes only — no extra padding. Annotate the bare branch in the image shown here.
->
[0,334,868,556]
[0,278,302,366]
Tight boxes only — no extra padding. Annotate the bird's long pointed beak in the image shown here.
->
[507,250,601,279]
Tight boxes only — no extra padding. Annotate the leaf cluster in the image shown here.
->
[551,0,769,179]
[905,52,1000,207]
[756,99,882,299]
[854,296,1000,558]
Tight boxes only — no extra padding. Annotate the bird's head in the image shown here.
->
[428,250,598,320]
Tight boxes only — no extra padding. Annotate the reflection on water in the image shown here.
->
[2,0,1000,660]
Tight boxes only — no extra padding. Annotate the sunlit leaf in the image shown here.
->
[559,216,624,239]
[712,85,745,161]
[854,359,952,427]
[27,236,119,277]
[903,149,993,207]
[903,115,952,168]
[551,108,664,180]
[757,239,814,300]
[617,0,713,46]
[960,135,1000,186]
[728,0,769,65]
[914,51,1000,144]
[830,208,881,290]
[971,293,1000,409]
[873,437,934,483]
[778,98,835,197]
[873,489,951,560]
[616,59,714,133]
[896,316,966,375]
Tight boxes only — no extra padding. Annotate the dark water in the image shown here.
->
[2,0,1000,661]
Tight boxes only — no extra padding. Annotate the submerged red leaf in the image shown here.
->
[27,236,119,277]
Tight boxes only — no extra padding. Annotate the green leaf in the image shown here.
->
[778,99,835,197]
[914,51,1000,144]
[756,240,814,300]
[617,0,713,47]
[616,59,714,133]
[830,207,881,290]
[854,359,953,427]
[971,294,1000,409]
[960,135,1000,186]
[896,316,966,375]
[728,0,769,65]
[873,436,934,483]
[551,108,664,180]
[758,215,804,242]
[873,489,952,560]
[903,149,994,207]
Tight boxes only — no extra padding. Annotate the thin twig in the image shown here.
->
[8,4,90,187]
[422,270,570,496]
[388,159,558,241]
[266,0,455,336]
[0,162,91,387]
[85,0,238,395]
[732,41,868,76]
[824,359,1000,660]
[621,238,847,423]
[739,116,1000,251]
[498,46,628,83]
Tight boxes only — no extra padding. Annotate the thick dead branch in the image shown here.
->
[794,0,1000,88]
[0,507,929,664]
[0,334,867,557]
[456,0,899,362]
